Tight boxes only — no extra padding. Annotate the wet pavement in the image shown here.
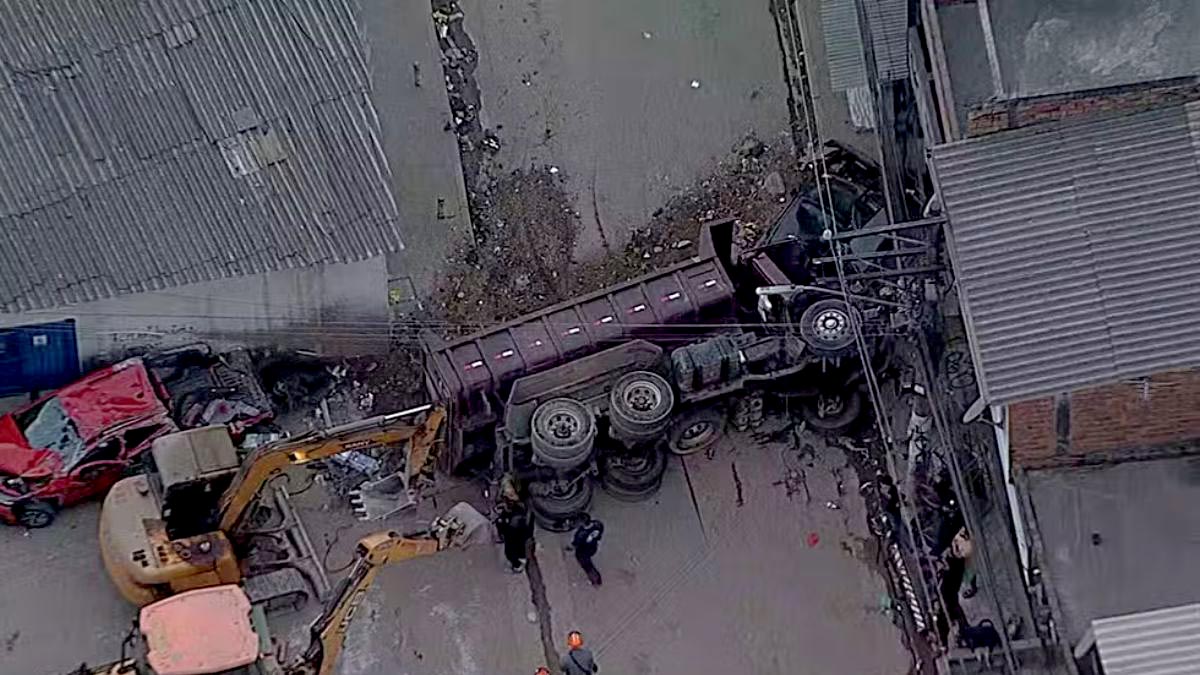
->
[459,0,792,258]
[0,421,911,675]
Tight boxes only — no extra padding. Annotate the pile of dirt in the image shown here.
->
[569,133,800,294]
[428,133,799,336]
[433,165,579,332]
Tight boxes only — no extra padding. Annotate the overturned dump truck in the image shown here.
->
[423,219,887,530]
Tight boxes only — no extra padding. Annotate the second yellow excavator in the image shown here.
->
[67,503,486,675]
[100,405,446,609]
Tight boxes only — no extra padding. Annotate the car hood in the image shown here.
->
[0,442,61,478]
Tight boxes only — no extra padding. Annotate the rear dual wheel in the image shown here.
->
[599,446,668,502]
[530,398,596,470]
[529,476,593,532]
[666,407,726,456]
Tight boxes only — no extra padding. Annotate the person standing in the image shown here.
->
[568,516,604,586]
[560,630,599,674]
[496,501,534,573]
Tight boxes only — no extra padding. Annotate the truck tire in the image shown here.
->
[530,477,593,532]
[608,371,675,445]
[801,389,864,433]
[600,446,668,502]
[17,499,56,529]
[799,299,857,358]
[530,398,597,470]
[666,407,726,456]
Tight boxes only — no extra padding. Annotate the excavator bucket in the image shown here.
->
[349,470,416,521]
[439,502,490,548]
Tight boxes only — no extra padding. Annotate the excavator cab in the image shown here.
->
[145,426,241,539]
[137,586,265,675]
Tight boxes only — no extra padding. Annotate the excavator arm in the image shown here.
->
[287,504,484,675]
[217,405,445,531]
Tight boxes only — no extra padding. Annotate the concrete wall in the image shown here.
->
[0,257,390,367]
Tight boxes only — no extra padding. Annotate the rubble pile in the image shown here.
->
[435,166,579,331]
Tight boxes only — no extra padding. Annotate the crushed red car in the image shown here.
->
[0,346,273,528]
[0,359,175,528]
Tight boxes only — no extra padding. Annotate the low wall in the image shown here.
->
[0,257,390,367]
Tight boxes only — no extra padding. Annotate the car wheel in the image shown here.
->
[600,446,668,502]
[530,398,597,470]
[798,299,858,359]
[608,371,675,445]
[529,477,593,532]
[666,407,726,456]
[17,500,56,529]
[800,389,865,433]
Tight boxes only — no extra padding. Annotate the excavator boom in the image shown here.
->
[291,503,486,675]
[218,405,445,531]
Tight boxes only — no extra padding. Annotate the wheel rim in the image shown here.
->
[676,420,715,450]
[812,308,851,348]
[546,411,582,441]
[816,394,845,418]
[22,510,50,527]
[623,382,662,416]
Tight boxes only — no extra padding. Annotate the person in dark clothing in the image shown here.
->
[496,502,533,572]
[561,631,599,675]
[567,517,604,586]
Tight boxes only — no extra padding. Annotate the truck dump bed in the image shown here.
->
[423,247,736,472]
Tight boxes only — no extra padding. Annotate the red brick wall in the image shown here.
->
[1008,398,1056,466]
[1008,368,1200,468]
[966,78,1200,137]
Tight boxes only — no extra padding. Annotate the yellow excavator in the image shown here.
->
[100,405,446,609]
[68,504,485,675]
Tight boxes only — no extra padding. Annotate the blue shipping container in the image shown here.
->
[0,319,81,396]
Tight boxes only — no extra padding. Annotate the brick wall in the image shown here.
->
[1008,398,1055,466]
[1008,368,1200,469]
[966,77,1200,137]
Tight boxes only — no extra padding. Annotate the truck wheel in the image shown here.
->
[666,407,726,456]
[530,398,597,470]
[17,500,56,529]
[600,446,668,502]
[799,299,857,358]
[608,371,675,445]
[801,389,865,433]
[530,478,593,532]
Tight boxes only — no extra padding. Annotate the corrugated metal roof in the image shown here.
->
[932,102,1200,403]
[821,0,868,91]
[821,0,908,90]
[1090,603,1200,675]
[0,0,402,312]
[863,0,908,81]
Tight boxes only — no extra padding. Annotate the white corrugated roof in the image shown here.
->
[1088,603,1200,675]
[932,102,1200,403]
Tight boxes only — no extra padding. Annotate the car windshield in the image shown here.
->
[21,398,87,469]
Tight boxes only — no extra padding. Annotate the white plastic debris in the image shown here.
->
[690,79,701,89]
[642,31,653,39]
[549,166,560,174]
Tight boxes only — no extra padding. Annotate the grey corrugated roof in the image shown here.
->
[821,0,868,91]
[863,0,908,81]
[821,0,908,90]
[932,102,1200,403]
[1088,603,1200,675]
[0,0,402,312]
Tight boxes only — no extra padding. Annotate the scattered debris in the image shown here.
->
[764,170,786,196]
[642,31,653,39]
[672,239,693,249]
[690,79,701,89]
